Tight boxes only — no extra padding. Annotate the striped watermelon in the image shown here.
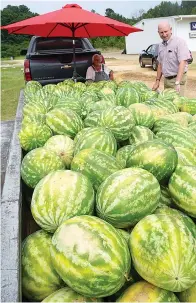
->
[21,147,64,188]
[116,145,136,168]
[89,100,115,112]
[22,113,46,126]
[126,140,178,182]
[175,147,196,166]
[44,135,74,168]
[129,126,154,145]
[84,110,102,128]
[128,103,155,128]
[71,148,122,190]
[74,127,117,156]
[159,186,172,207]
[178,282,196,303]
[50,215,131,298]
[46,108,84,138]
[188,121,196,134]
[23,100,48,116]
[22,230,63,301]
[96,168,160,228]
[42,287,98,302]
[97,106,135,141]
[116,87,140,107]
[180,99,196,115]
[116,229,130,244]
[117,281,179,302]
[129,214,196,292]
[152,112,190,133]
[155,206,196,238]
[168,165,196,218]
[54,98,82,117]
[156,125,196,151]
[31,170,94,233]
[18,123,53,151]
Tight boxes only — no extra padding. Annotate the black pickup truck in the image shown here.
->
[23,36,104,85]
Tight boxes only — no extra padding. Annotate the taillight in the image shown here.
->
[24,59,32,81]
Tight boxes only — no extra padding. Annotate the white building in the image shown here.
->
[126,15,196,54]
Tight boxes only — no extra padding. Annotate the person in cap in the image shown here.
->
[86,54,114,82]
[152,21,190,96]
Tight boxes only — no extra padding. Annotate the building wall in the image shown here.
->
[126,16,196,54]
[175,17,196,51]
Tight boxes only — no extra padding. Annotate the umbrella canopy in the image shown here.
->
[1,4,142,37]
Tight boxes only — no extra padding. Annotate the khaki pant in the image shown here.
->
[164,73,187,96]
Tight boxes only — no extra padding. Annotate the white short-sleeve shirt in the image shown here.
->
[86,64,111,81]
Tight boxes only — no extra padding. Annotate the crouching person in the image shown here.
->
[86,54,114,82]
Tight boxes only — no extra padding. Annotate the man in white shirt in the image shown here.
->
[86,54,114,82]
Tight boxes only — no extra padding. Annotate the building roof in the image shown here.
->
[134,15,196,26]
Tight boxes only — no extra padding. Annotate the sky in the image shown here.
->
[1,0,173,19]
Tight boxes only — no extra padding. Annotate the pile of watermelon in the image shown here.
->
[20,79,196,302]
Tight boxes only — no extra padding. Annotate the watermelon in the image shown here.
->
[178,282,196,302]
[22,113,46,126]
[155,206,196,238]
[116,87,140,107]
[74,127,117,156]
[46,108,84,138]
[42,287,98,302]
[180,98,196,115]
[96,168,160,228]
[117,280,179,302]
[18,123,53,151]
[129,214,196,292]
[21,147,64,188]
[175,147,196,166]
[126,140,178,182]
[84,110,102,128]
[71,148,122,190]
[159,186,172,207]
[44,135,74,168]
[54,97,82,116]
[50,215,131,297]
[31,170,94,233]
[116,145,136,168]
[188,121,196,134]
[22,230,63,301]
[89,100,115,112]
[128,103,155,128]
[116,229,130,244]
[23,102,48,116]
[97,106,135,141]
[153,112,190,133]
[129,126,154,145]
[168,165,196,218]
[156,125,196,151]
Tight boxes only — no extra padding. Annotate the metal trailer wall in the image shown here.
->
[1,90,24,302]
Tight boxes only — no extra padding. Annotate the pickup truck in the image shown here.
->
[22,36,105,85]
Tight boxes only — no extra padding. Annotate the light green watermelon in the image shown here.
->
[117,280,179,302]
[71,148,122,190]
[158,186,172,207]
[22,230,63,301]
[18,123,53,151]
[22,113,46,126]
[180,98,196,115]
[155,206,196,238]
[128,103,155,129]
[31,170,94,233]
[175,147,196,166]
[116,229,130,244]
[168,165,196,218]
[74,127,117,156]
[126,140,178,182]
[21,147,64,188]
[23,102,48,116]
[188,121,196,134]
[129,126,154,145]
[84,110,102,128]
[46,108,84,138]
[54,97,82,116]
[97,106,135,141]
[44,135,74,168]
[96,167,160,228]
[129,214,196,292]
[42,287,98,302]
[50,215,131,297]
[89,100,115,112]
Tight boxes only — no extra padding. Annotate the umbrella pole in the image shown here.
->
[72,25,77,83]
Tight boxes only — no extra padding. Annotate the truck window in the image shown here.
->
[35,38,84,51]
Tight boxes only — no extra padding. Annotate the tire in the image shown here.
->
[139,58,145,68]
[152,59,157,71]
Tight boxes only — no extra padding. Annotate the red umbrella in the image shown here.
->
[1,3,142,80]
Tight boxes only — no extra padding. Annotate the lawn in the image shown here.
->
[1,66,25,121]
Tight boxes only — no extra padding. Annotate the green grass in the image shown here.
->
[1,56,25,61]
[1,66,25,121]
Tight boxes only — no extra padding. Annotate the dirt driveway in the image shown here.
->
[103,52,196,98]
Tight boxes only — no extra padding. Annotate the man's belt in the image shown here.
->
[165,72,187,80]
